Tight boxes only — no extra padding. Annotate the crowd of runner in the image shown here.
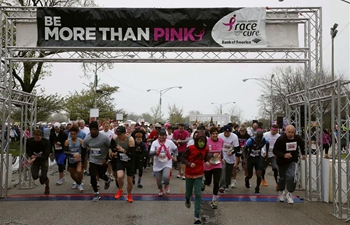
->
[26,119,305,224]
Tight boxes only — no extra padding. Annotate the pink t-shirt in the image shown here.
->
[204,137,224,171]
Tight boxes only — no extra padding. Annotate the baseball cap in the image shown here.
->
[223,125,232,132]
[54,122,60,128]
[116,126,126,134]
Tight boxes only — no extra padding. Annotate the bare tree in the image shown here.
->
[150,105,161,123]
[1,0,97,93]
[258,66,334,120]
[168,103,185,124]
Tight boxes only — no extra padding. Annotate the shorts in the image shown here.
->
[247,156,263,172]
[31,159,48,180]
[112,159,135,177]
[176,152,184,163]
[55,152,66,165]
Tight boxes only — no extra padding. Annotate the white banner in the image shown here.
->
[190,114,230,123]
[211,7,267,48]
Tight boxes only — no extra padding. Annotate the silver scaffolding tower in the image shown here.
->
[5,5,350,221]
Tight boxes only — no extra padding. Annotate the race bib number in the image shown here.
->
[209,155,221,164]
[286,142,297,151]
[55,142,62,150]
[119,153,129,162]
[250,149,261,157]
[223,144,233,152]
[90,148,101,156]
[158,152,167,162]
[69,156,76,164]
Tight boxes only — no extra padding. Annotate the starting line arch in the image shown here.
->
[2,5,347,221]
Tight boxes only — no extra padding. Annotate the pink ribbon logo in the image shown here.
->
[222,15,237,31]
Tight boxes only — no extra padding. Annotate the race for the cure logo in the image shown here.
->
[222,14,259,37]
[211,8,266,48]
[222,14,237,31]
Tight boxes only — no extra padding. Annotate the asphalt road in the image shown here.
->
[0,164,345,225]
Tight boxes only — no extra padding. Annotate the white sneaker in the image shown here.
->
[286,192,294,204]
[78,184,84,192]
[165,185,170,194]
[231,180,237,188]
[71,182,78,189]
[279,191,285,202]
[56,177,65,185]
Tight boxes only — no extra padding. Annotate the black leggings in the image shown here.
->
[204,168,221,196]
[89,162,108,193]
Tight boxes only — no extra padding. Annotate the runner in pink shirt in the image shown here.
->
[204,126,224,209]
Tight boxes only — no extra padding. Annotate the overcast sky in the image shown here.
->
[37,0,350,123]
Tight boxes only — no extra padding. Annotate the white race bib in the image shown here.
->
[119,153,129,162]
[250,149,261,157]
[209,155,221,164]
[286,142,297,151]
[90,148,101,156]
[158,152,168,162]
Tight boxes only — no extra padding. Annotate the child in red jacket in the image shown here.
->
[182,131,209,224]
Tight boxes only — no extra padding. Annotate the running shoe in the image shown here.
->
[127,194,133,203]
[182,175,186,180]
[262,179,268,187]
[92,193,101,202]
[218,187,224,193]
[44,186,50,195]
[245,178,251,189]
[83,170,90,176]
[230,180,237,188]
[56,177,65,185]
[176,174,182,178]
[194,219,202,224]
[104,178,111,190]
[137,183,143,188]
[185,199,191,208]
[165,185,170,194]
[224,187,229,192]
[279,191,285,202]
[254,187,260,195]
[71,182,78,189]
[286,192,294,204]
[210,201,218,209]
[78,184,84,192]
[158,189,164,197]
[201,181,206,192]
[114,189,123,199]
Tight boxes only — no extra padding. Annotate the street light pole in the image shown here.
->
[331,23,338,80]
[147,86,182,121]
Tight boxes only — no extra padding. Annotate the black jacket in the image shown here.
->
[273,134,305,166]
